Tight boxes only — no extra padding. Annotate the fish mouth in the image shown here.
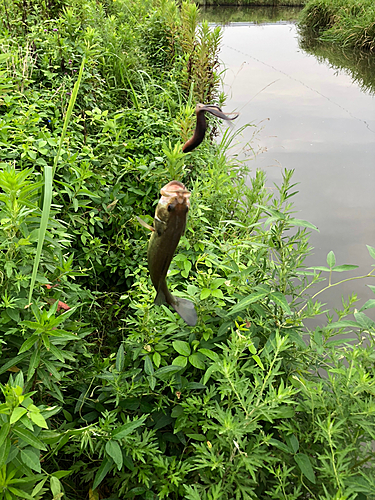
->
[160,181,191,207]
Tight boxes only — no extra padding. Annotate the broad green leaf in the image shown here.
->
[116,344,125,371]
[10,407,27,424]
[326,251,336,268]
[211,289,224,299]
[172,356,187,367]
[200,288,211,300]
[29,411,48,429]
[144,356,154,376]
[198,348,220,362]
[13,427,47,450]
[286,434,299,453]
[367,245,375,260]
[92,456,113,490]
[294,453,316,483]
[154,365,181,380]
[0,437,10,468]
[360,299,375,312]
[203,364,218,385]
[20,448,41,472]
[153,352,161,368]
[0,423,10,448]
[50,476,61,497]
[354,311,375,330]
[269,438,290,454]
[32,479,47,497]
[173,341,191,357]
[189,353,205,370]
[19,335,39,354]
[288,218,318,231]
[229,290,268,316]
[105,440,123,470]
[252,355,264,370]
[331,265,358,272]
[269,292,292,315]
[8,487,34,500]
[324,320,358,330]
[112,415,147,440]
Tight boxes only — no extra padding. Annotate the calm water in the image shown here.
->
[203,7,375,321]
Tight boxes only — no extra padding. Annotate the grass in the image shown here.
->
[299,0,375,51]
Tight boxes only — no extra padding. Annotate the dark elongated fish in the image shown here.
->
[138,181,197,326]
[182,103,239,153]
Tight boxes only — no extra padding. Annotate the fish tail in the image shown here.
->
[171,297,197,327]
[155,287,197,326]
[154,288,167,305]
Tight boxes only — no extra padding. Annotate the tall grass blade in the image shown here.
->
[28,166,52,306]
[28,57,85,305]
[53,57,85,176]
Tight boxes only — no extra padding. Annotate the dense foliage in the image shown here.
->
[299,0,375,52]
[1,0,375,499]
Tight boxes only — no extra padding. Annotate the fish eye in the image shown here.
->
[167,204,173,212]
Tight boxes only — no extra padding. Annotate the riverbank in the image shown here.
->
[299,0,375,51]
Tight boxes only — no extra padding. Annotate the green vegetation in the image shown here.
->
[1,0,375,499]
[199,0,306,7]
[299,0,375,52]
[299,37,375,94]
[201,5,303,24]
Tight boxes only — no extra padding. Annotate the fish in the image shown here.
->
[182,103,239,153]
[138,181,197,326]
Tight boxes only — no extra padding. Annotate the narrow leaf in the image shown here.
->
[269,292,292,315]
[92,456,113,490]
[112,416,146,440]
[331,265,358,272]
[289,218,318,231]
[0,423,10,448]
[13,427,47,450]
[326,251,336,268]
[229,290,268,316]
[28,166,53,305]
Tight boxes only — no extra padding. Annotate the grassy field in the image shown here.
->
[299,0,375,51]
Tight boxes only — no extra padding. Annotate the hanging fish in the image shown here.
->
[138,181,197,326]
[182,103,239,153]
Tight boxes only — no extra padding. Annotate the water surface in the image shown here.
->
[203,7,375,320]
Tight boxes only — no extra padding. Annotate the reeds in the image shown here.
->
[299,0,375,52]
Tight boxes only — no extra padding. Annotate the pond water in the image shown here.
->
[202,6,375,322]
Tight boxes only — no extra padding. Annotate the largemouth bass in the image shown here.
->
[141,181,197,326]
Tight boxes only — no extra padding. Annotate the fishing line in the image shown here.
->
[223,43,375,135]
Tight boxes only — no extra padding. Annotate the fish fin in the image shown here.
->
[154,288,167,305]
[171,297,197,327]
[136,216,154,232]
[201,105,239,121]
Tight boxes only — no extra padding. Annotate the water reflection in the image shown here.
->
[201,6,375,321]
[299,37,375,95]
[201,5,302,24]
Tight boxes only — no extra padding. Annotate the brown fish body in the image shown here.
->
[147,181,197,326]
[182,103,239,153]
